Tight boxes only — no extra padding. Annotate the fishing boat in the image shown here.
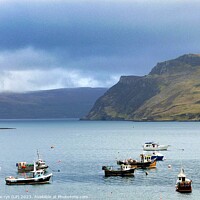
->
[143,142,169,151]
[175,168,192,193]
[102,164,135,177]
[16,150,48,173]
[117,154,156,169]
[151,151,164,161]
[5,163,52,185]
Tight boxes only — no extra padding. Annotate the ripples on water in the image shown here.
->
[0,120,200,199]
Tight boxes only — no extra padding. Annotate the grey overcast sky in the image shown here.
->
[0,0,200,92]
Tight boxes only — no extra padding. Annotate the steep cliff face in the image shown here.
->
[150,54,200,75]
[85,54,200,121]
[84,75,160,120]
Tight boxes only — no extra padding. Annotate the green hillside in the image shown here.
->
[84,54,200,121]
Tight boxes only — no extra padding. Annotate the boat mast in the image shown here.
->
[33,162,37,176]
[37,149,40,160]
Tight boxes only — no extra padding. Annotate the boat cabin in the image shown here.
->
[144,142,158,148]
[177,168,186,181]
[121,164,131,170]
[36,159,46,167]
[32,169,45,178]
[140,154,152,163]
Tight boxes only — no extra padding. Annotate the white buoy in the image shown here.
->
[168,165,172,169]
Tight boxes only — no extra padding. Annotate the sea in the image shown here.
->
[0,119,200,200]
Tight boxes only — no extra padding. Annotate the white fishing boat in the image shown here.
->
[175,168,192,193]
[6,163,52,185]
[143,142,169,151]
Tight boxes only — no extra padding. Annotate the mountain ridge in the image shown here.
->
[84,54,200,121]
[0,87,107,119]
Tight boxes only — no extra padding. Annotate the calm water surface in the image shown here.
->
[0,120,200,199]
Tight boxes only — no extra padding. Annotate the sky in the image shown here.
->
[0,0,200,92]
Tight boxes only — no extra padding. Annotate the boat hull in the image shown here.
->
[143,145,169,151]
[176,185,192,193]
[151,155,164,161]
[102,166,135,177]
[5,174,52,185]
[104,170,135,177]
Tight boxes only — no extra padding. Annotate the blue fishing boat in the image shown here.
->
[151,152,164,161]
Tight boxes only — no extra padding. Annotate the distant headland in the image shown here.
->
[84,54,200,121]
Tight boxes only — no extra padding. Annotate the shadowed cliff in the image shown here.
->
[0,87,107,119]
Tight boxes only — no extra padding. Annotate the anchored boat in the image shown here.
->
[16,150,48,173]
[102,164,135,177]
[6,163,52,185]
[117,154,156,169]
[143,142,170,151]
[175,168,192,193]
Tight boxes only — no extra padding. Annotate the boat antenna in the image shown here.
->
[37,149,40,160]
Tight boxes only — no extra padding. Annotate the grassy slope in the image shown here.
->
[133,70,200,121]
[85,76,160,120]
[85,54,200,121]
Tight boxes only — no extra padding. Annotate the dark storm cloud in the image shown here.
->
[0,0,159,58]
[0,0,200,91]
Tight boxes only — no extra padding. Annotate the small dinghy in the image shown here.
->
[6,163,52,185]
[175,168,192,193]
[102,164,135,177]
